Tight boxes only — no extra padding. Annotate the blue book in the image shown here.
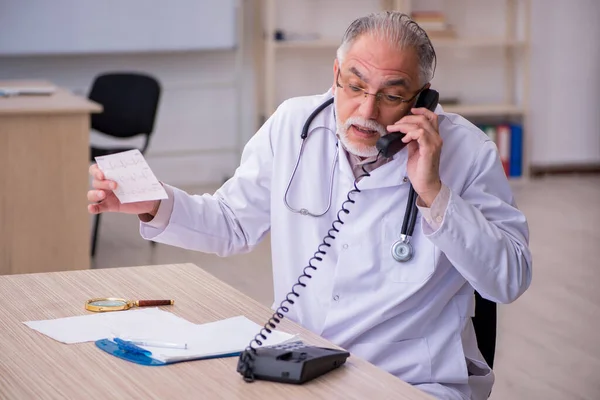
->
[509,124,523,177]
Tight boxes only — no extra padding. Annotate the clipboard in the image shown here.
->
[95,339,241,366]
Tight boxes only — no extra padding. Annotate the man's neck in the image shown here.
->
[340,144,391,179]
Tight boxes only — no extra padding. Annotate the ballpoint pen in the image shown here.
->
[119,337,188,350]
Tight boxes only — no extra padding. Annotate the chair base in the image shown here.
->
[91,213,102,258]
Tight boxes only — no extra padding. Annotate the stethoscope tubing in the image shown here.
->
[283,136,338,217]
[402,185,419,238]
[283,96,419,262]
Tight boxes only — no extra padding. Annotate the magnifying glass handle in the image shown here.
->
[135,300,175,307]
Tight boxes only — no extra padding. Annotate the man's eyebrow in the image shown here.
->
[382,77,410,90]
[348,66,411,90]
[349,67,365,81]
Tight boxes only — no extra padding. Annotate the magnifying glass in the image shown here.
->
[85,297,174,312]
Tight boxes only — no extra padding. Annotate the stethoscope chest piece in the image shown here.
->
[391,237,414,262]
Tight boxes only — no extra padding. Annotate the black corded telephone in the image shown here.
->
[376,88,440,157]
[236,88,440,384]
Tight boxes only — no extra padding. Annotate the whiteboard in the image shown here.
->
[0,0,238,55]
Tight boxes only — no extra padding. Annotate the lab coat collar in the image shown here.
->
[337,141,409,190]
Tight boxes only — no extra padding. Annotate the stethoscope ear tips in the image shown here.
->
[391,240,414,262]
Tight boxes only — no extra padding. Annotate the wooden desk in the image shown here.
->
[0,80,101,275]
[0,263,433,399]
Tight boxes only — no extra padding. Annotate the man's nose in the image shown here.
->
[358,94,379,120]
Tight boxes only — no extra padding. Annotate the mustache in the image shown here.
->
[343,117,388,137]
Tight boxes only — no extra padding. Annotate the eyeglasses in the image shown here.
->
[335,70,424,110]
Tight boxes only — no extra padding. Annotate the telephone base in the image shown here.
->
[237,341,350,384]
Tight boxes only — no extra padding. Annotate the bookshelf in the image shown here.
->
[256,0,531,178]
[442,103,523,117]
[273,37,526,50]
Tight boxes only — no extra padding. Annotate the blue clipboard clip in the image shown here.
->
[112,337,152,356]
[96,338,167,366]
[95,338,241,366]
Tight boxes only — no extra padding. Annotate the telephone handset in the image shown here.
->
[237,89,440,385]
[376,88,440,158]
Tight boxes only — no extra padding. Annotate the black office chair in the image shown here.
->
[88,72,161,257]
[472,291,497,369]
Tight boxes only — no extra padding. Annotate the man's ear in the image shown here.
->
[332,59,340,91]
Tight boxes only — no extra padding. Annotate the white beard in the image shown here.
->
[335,115,388,158]
[333,89,388,158]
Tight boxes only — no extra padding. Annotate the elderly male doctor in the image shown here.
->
[88,12,532,400]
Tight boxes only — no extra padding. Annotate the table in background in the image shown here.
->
[0,80,101,275]
[0,263,433,399]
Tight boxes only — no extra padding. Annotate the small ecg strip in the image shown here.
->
[95,149,168,204]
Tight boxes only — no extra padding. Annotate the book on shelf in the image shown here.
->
[476,123,523,178]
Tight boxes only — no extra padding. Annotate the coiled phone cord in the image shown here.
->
[238,154,383,382]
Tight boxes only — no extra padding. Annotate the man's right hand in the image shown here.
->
[87,164,160,216]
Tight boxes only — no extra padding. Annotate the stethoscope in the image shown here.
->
[283,97,338,217]
[283,97,418,262]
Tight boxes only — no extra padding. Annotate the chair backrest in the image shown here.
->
[472,291,497,369]
[88,72,161,138]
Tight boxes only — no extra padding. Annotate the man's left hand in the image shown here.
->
[386,107,442,207]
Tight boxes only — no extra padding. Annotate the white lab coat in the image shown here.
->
[141,89,532,399]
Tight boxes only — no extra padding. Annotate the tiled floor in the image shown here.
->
[91,174,600,400]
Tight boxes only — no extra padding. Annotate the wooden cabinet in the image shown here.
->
[0,81,101,274]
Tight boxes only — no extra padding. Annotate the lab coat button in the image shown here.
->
[403,176,408,183]
[333,295,339,301]
[435,216,443,223]
[342,244,349,249]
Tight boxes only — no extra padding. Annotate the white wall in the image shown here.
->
[528,0,600,166]
[0,0,238,55]
[268,0,386,105]
[1,0,597,188]
[0,1,258,187]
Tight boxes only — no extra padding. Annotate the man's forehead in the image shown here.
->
[343,63,413,89]
[340,37,420,85]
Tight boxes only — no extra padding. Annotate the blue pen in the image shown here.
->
[113,337,153,356]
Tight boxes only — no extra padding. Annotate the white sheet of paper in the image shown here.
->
[23,308,198,344]
[128,315,298,363]
[94,149,168,204]
[24,311,298,362]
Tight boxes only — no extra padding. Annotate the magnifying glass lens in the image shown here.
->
[90,299,127,307]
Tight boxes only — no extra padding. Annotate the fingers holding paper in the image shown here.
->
[87,154,165,217]
[87,163,119,214]
[87,186,125,216]
[90,164,118,191]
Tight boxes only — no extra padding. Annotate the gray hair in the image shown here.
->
[336,11,436,86]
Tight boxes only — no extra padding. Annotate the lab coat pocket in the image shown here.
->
[381,216,436,283]
[455,296,494,400]
[350,338,432,384]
